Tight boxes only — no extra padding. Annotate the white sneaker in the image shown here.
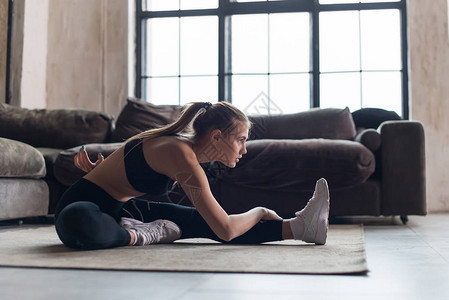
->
[120,217,144,228]
[122,218,182,246]
[290,178,330,245]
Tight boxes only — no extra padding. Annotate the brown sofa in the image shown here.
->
[0,98,426,223]
[0,103,114,220]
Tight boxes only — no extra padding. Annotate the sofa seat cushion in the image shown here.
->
[216,139,375,192]
[0,138,46,178]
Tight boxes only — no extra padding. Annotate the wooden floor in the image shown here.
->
[1,213,448,300]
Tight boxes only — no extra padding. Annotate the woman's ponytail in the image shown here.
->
[126,102,210,142]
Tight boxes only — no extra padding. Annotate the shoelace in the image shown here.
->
[296,195,323,242]
[136,224,164,245]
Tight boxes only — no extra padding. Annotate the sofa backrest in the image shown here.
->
[248,107,356,140]
[110,99,357,142]
[0,103,114,149]
[111,97,183,142]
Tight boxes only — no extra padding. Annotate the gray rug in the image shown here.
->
[0,225,368,275]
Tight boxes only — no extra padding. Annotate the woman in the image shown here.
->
[55,101,330,250]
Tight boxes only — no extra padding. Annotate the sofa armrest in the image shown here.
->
[379,121,426,215]
[0,137,46,178]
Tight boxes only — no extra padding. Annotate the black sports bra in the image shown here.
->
[124,139,174,195]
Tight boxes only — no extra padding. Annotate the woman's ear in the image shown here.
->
[210,129,222,142]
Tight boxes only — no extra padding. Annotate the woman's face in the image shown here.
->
[216,123,248,168]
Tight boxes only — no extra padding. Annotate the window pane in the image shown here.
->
[143,0,220,11]
[231,75,268,114]
[180,76,218,105]
[146,77,179,105]
[181,0,218,10]
[320,73,361,112]
[320,0,399,3]
[146,18,179,76]
[143,0,179,11]
[231,14,268,74]
[180,16,218,75]
[362,72,402,116]
[320,11,360,72]
[319,0,358,4]
[270,13,310,73]
[361,9,401,70]
[361,0,400,2]
[270,74,310,113]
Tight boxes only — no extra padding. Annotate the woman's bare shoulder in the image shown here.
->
[142,135,197,169]
[143,135,192,153]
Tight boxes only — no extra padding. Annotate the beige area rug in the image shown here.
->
[0,225,368,275]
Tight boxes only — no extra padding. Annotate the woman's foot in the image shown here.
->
[120,218,182,246]
[289,178,330,245]
[120,217,144,228]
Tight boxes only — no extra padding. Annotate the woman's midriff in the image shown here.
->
[83,147,144,202]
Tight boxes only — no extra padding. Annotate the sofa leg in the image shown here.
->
[400,215,409,225]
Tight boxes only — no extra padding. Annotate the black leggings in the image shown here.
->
[55,179,283,250]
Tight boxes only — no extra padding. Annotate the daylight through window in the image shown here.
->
[136,0,408,118]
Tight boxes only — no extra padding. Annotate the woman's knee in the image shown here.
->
[55,201,101,249]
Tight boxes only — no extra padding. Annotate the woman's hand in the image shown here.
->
[260,207,283,221]
[74,145,104,173]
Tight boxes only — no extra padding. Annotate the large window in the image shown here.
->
[136,0,408,118]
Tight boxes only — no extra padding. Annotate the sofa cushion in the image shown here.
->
[111,97,182,142]
[216,138,375,191]
[248,107,356,140]
[354,128,381,152]
[0,103,114,149]
[352,107,401,130]
[54,143,123,186]
[37,147,64,178]
[0,137,46,178]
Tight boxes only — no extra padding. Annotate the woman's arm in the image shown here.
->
[164,145,281,241]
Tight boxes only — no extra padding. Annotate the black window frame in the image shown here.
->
[135,0,409,119]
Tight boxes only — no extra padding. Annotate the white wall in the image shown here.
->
[45,0,128,117]
[409,0,449,212]
[20,0,48,109]
[8,0,128,117]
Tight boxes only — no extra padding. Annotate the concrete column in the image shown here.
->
[20,0,49,109]
[46,0,128,117]
[409,0,449,212]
